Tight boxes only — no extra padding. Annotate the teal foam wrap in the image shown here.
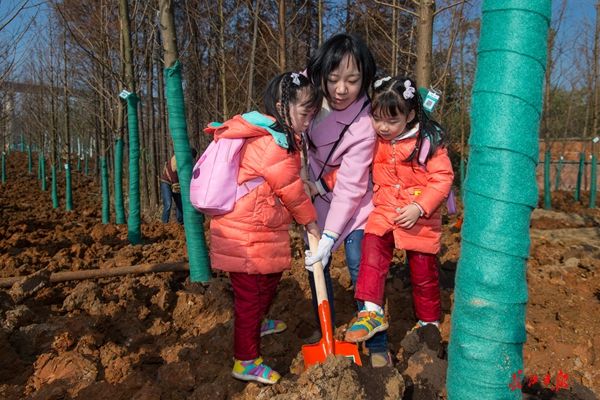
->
[543,149,551,209]
[84,153,89,176]
[1,152,5,184]
[28,146,32,174]
[123,93,141,244]
[575,152,584,202]
[65,162,73,211]
[554,157,562,190]
[40,155,46,191]
[447,2,551,399]
[164,60,211,282]
[114,138,126,224]
[101,156,110,224]
[51,164,59,209]
[38,152,42,180]
[590,154,597,208]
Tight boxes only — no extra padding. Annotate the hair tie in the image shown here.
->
[374,76,392,89]
[403,80,416,100]
[290,72,301,86]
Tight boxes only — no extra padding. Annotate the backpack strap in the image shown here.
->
[235,176,265,201]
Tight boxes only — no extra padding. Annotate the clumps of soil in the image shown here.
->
[254,355,404,400]
[397,325,447,400]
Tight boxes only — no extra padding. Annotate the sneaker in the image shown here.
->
[260,319,287,337]
[410,320,439,332]
[231,357,281,385]
[370,351,393,368]
[344,310,389,343]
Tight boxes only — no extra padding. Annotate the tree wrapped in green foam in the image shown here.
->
[447,1,551,399]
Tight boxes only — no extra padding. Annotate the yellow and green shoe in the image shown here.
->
[344,310,389,343]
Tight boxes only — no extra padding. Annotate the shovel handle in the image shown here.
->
[307,231,328,305]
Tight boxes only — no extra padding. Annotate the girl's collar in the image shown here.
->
[391,123,420,143]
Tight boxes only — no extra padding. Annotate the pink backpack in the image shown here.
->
[190,138,264,216]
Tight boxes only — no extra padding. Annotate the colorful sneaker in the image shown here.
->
[260,319,287,337]
[231,357,281,385]
[370,351,393,368]
[344,310,389,343]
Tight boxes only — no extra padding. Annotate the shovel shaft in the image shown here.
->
[307,232,328,305]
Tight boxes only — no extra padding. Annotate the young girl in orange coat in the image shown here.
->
[344,76,454,342]
[206,72,321,384]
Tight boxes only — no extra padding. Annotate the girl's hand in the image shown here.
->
[304,181,319,198]
[306,221,321,240]
[394,203,422,229]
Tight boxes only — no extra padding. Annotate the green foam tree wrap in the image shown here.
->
[447,2,551,399]
[84,153,89,176]
[575,152,584,202]
[27,146,32,174]
[1,152,5,184]
[38,152,42,180]
[122,93,141,244]
[41,155,46,191]
[165,60,211,282]
[101,156,110,224]
[543,149,551,209]
[51,165,58,209]
[65,162,73,211]
[114,138,126,224]
[590,154,597,208]
[77,156,81,172]
[554,156,562,190]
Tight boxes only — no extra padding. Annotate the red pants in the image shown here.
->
[354,232,441,322]
[230,271,282,360]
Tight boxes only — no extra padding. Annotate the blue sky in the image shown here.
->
[1,0,598,88]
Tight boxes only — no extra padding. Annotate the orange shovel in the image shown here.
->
[301,232,362,369]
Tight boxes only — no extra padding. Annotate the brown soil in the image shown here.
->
[1,152,599,399]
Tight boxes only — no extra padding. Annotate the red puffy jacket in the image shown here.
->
[206,114,317,274]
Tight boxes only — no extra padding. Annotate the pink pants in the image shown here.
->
[230,271,282,360]
[354,232,441,322]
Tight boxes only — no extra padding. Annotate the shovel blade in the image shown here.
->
[301,339,362,370]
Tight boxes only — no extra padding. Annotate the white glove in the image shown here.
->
[305,231,338,269]
[304,250,318,272]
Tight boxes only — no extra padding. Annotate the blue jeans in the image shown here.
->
[160,182,183,224]
[308,229,389,353]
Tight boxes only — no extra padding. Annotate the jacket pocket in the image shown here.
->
[260,195,290,229]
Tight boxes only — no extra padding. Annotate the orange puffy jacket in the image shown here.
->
[365,133,454,254]
[206,114,317,274]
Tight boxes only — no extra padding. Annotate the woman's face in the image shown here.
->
[325,54,362,111]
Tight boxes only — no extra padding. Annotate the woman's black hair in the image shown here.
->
[264,71,321,153]
[371,76,447,164]
[306,33,376,102]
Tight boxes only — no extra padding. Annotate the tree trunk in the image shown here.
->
[218,0,228,118]
[159,0,211,283]
[416,0,435,88]
[278,0,286,72]
[63,29,73,211]
[119,0,142,244]
[246,0,261,110]
[593,1,600,141]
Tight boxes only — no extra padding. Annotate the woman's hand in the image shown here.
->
[394,203,422,229]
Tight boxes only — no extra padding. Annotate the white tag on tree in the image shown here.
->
[423,90,440,112]
[119,89,131,99]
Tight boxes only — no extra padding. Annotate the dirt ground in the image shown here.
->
[1,152,599,400]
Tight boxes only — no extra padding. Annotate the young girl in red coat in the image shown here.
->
[344,76,454,343]
[206,72,321,384]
